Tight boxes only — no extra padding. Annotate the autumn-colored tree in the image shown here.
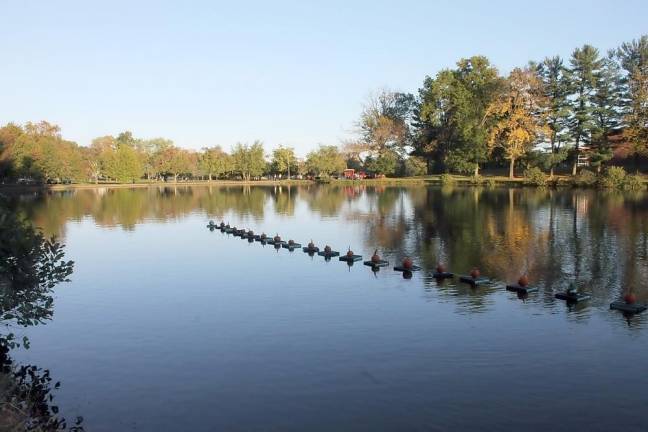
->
[4,121,85,182]
[357,90,415,157]
[156,146,191,182]
[81,146,101,183]
[90,135,116,182]
[485,68,548,178]
[341,139,366,170]
[136,137,173,180]
[622,73,648,169]
[0,123,24,178]
[617,35,648,172]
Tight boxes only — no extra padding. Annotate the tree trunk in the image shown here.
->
[209,173,212,182]
[572,136,580,176]
[174,173,178,183]
[549,135,556,179]
[509,157,515,179]
[474,164,479,177]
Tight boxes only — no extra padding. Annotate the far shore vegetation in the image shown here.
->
[1,35,647,191]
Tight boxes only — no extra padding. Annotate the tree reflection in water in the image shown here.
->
[0,196,82,431]
[5,184,648,318]
[408,187,648,317]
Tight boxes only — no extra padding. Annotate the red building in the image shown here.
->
[343,169,366,179]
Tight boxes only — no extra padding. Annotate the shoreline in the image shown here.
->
[0,177,501,192]
[0,174,645,192]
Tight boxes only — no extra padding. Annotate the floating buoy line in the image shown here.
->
[206,220,647,316]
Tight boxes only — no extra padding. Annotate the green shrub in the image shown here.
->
[486,178,497,188]
[572,170,597,187]
[600,166,627,189]
[403,156,428,177]
[523,167,547,187]
[440,173,455,185]
[469,174,484,185]
[623,174,645,191]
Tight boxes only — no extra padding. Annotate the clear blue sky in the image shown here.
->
[2,0,646,156]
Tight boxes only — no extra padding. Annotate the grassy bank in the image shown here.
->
[0,179,314,192]
[334,175,541,185]
[1,173,646,192]
[351,175,525,184]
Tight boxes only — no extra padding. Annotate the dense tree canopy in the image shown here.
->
[271,146,297,178]
[200,146,232,180]
[231,141,266,181]
[414,56,503,175]
[617,36,648,170]
[305,145,346,176]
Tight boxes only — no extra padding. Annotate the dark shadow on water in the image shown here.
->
[0,195,83,430]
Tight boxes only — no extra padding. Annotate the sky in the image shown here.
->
[2,0,647,156]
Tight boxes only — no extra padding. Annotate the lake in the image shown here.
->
[6,184,648,431]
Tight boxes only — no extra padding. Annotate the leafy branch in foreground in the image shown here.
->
[0,198,74,348]
[0,196,81,430]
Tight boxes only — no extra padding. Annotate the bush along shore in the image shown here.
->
[431,168,647,190]
[1,169,645,192]
[520,167,646,190]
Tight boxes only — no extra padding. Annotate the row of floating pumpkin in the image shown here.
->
[207,221,646,315]
[208,221,398,268]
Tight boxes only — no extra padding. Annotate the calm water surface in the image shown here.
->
[7,184,648,431]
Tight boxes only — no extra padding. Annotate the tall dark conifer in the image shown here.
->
[567,45,602,175]
[537,56,570,177]
[590,51,624,171]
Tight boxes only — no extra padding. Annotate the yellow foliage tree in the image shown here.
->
[485,68,548,178]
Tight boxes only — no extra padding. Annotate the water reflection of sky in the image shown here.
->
[10,185,648,431]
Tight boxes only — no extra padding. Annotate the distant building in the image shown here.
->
[343,169,366,179]
[579,129,647,170]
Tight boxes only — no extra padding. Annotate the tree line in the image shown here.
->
[348,34,648,179]
[0,124,347,183]
[0,34,646,184]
